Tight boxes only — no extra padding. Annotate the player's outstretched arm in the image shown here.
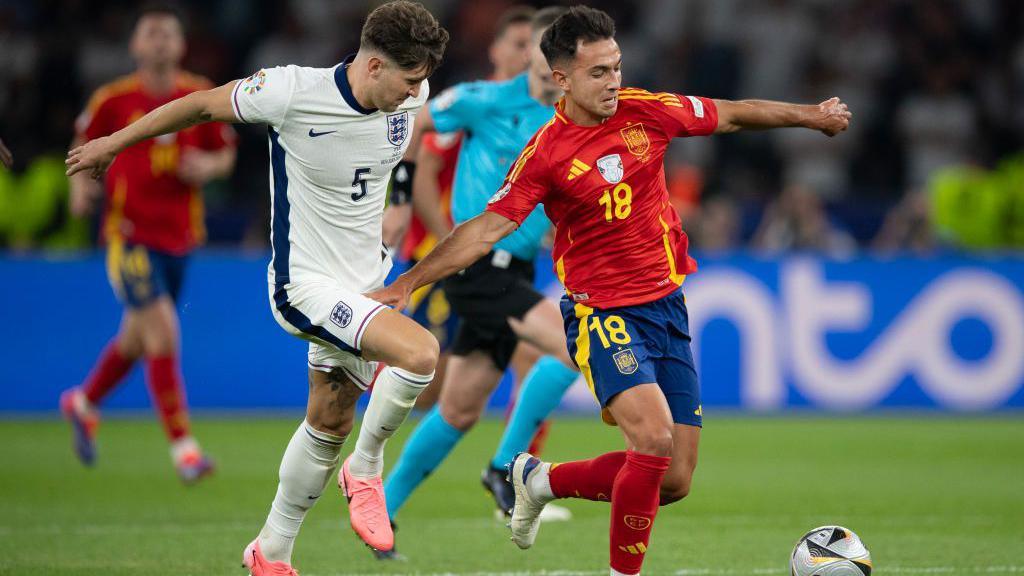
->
[65,80,240,179]
[411,137,454,241]
[713,97,851,137]
[366,210,517,309]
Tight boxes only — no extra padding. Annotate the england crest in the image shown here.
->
[612,348,639,375]
[386,112,409,147]
[596,154,623,184]
[330,301,353,328]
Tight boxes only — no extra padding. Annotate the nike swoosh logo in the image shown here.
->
[308,495,319,500]
[308,128,336,137]
[381,426,396,432]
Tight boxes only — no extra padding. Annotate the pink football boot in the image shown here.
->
[242,539,298,576]
[338,455,394,551]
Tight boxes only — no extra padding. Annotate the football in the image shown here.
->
[790,525,872,576]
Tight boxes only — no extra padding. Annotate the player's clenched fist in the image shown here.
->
[66,136,119,179]
[813,97,852,137]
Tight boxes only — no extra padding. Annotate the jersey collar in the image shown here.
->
[335,54,378,115]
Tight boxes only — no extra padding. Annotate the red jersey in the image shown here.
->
[400,131,459,261]
[76,72,236,255]
[486,88,718,309]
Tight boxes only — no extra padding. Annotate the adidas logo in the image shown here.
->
[618,542,648,555]
[567,158,591,181]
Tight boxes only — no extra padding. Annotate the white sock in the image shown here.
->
[611,568,639,576]
[347,366,432,478]
[528,462,556,502]
[170,436,200,464]
[258,420,346,563]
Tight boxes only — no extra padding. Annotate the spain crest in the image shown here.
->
[619,122,650,160]
[386,111,409,147]
[612,348,639,375]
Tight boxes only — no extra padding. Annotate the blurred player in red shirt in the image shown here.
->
[60,6,236,484]
[370,6,850,574]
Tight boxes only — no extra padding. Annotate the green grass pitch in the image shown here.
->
[2,415,1022,575]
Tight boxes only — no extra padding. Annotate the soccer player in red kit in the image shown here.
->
[60,6,236,483]
[369,6,850,574]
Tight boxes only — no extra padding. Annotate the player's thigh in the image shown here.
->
[508,297,574,368]
[306,367,363,437]
[115,309,145,359]
[271,280,437,375]
[136,296,180,356]
[661,423,700,504]
[607,383,675,457]
[360,307,439,375]
[438,350,504,431]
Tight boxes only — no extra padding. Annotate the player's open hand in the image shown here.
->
[66,136,118,179]
[0,137,12,169]
[813,97,852,137]
[365,281,411,310]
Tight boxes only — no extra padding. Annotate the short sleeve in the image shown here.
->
[428,82,491,134]
[486,133,550,225]
[646,93,719,138]
[75,91,115,140]
[231,66,298,127]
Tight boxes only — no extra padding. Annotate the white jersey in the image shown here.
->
[231,58,429,293]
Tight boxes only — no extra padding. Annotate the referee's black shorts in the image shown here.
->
[443,250,544,371]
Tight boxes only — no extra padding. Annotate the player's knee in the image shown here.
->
[439,401,479,432]
[633,427,674,457]
[141,329,177,357]
[395,332,440,375]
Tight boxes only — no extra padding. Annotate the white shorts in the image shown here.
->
[269,279,388,390]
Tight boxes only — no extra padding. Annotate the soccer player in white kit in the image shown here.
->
[65,2,449,574]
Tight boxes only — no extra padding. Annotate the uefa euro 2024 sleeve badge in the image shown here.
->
[386,112,409,147]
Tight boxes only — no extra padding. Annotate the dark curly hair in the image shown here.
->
[540,6,615,67]
[360,1,450,74]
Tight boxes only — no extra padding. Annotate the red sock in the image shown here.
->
[145,355,191,442]
[609,451,671,575]
[82,339,135,405]
[549,451,627,501]
[527,420,551,456]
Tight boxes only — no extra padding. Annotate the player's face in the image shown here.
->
[490,22,532,80]
[370,58,430,112]
[130,15,185,70]
[559,38,622,119]
[528,32,560,102]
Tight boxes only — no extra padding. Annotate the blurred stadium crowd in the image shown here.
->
[1,0,1021,254]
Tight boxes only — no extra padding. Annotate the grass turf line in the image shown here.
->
[1,416,1021,575]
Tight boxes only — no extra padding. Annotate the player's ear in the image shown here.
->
[367,55,385,79]
[551,68,569,91]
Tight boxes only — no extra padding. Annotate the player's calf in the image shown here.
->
[658,473,692,506]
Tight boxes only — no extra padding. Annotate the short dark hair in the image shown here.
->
[360,1,450,74]
[540,6,616,67]
[494,5,536,40]
[532,6,568,36]
[133,3,186,32]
